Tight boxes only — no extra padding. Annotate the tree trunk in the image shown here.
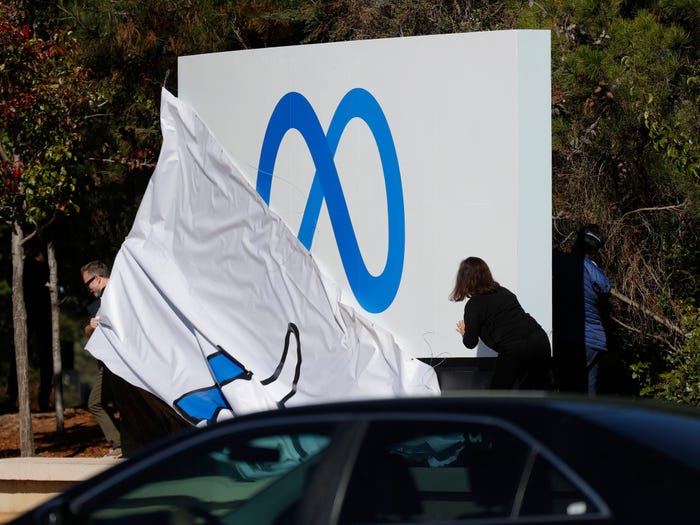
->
[12,221,34,456]
[47,242,64,433]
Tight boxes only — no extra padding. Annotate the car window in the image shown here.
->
[337,419,606,523]
[81,427,333,525]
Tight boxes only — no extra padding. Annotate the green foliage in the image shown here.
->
[536,0,699,403]
[276,0,518,43]
[1,0,697,406]
[646,307,700,405]
[53,0,522,256]
[0,2,94,228]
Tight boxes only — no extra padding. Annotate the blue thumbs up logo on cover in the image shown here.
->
[257,88,405,313]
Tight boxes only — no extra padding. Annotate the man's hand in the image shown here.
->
[85,316,99,337]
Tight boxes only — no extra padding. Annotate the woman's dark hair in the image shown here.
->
[573,224,605,255]
[449,257,498,301]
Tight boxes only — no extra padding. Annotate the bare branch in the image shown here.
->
[620,202,687,220]
[528,1,547,14]
[611,316,677,353]
[87,157,156,169]
[84,113,114,120]
[611,289,684,336]
[231,16,249,49]
[19,230,37,246]
[0,142,11,163]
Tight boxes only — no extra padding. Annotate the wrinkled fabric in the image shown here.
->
[86,89,439,425]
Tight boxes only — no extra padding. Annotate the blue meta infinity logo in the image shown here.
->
[256,88,405,313]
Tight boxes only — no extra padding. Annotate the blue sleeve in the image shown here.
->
[592,267,612,295]
[584,259,612,296]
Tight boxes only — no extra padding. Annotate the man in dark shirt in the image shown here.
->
[81,260,122,457]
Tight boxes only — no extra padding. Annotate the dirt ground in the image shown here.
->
[0,408,110,458]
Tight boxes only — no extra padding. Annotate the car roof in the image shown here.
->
[133,392,700,466]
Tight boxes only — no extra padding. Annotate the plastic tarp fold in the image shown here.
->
[86,89,439,425]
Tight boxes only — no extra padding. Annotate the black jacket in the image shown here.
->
[462,286,546,354]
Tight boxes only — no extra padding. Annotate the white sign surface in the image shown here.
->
[178,30,551,359]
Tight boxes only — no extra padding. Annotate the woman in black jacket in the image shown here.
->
[450,257,551,390]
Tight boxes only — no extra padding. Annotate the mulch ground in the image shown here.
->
[0,408,110,458]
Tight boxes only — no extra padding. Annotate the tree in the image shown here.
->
[0,2,95,454]
[520,0,699,400]
[12,0,697,405]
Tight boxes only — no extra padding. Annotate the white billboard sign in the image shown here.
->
[178,30,551,359]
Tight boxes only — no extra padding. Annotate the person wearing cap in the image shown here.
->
[572,224,613,395]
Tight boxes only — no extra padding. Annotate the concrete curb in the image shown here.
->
[0,457,122,521]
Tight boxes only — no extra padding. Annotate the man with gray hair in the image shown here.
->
[81,260,121,457]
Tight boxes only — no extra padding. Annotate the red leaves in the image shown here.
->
[12,159,24,179]
[0,2,31,46]
[0,93,36,123]
[0,1,93,225]
[1,158,22,194]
